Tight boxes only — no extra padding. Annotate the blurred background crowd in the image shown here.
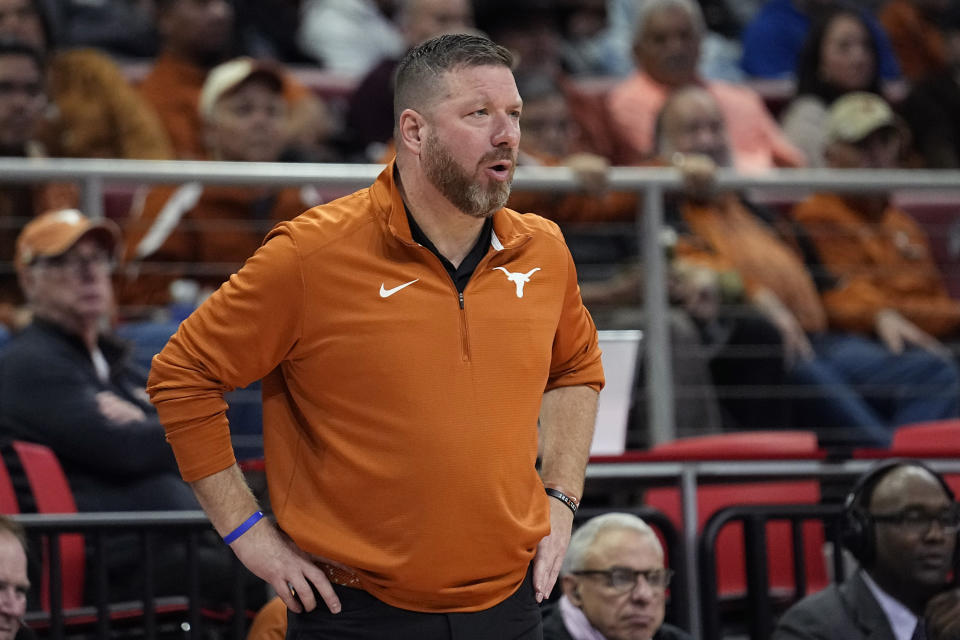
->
[2,0,960,453]
[0,2,959,636]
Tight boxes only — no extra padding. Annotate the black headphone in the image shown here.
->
[841,459,956,568]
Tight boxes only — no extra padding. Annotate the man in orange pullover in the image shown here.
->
[147,34,604,639]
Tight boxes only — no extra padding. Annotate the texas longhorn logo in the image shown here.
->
[493,267,541,298]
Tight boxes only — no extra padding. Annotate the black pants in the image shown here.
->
[286,567,542,640]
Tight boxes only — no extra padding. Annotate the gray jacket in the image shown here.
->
[773,572,896,640]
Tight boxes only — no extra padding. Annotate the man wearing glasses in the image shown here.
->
[0,209,258,606]
[543,512,692,640]
[775,460,960,639]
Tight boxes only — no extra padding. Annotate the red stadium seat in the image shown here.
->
[0,454,19,515]
[11,441,85,611]
[891,419,960,454]
[642,432,829,601]
[6,441,239,635]
[889,419,960,494]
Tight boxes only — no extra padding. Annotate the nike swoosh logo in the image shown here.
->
[379,279,419,298]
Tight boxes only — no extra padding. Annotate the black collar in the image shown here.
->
[406,209,493,293]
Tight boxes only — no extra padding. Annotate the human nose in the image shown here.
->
[693,125,716,148]
[492,112,520,148]
[251,106,278,128]
[629,573,655,602]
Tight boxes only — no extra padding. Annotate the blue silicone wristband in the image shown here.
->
[223,510,264,544]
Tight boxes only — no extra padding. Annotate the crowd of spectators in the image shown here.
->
[0,1,959,635]
[0,2,957,449]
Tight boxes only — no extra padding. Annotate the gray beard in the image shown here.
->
[422,133,513,218]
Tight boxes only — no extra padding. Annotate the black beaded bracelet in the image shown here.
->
[545,487,579,514]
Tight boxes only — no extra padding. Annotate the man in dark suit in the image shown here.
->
[542,512,692,640]
[774,461,960,639]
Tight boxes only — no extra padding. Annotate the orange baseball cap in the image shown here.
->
[15,209,121,269]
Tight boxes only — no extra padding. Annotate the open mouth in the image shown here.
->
[485,160,513,181]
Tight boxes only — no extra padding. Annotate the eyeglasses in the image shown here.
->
[0,80,44,100]
[571,567,674,593]
[870,505,960,536]
[35,251,114,273]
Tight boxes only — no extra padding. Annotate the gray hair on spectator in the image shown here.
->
[561,513,662,575]
[634,0,706,41]
[0,515,27,554]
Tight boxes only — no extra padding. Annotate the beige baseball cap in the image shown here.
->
[825,92,897,145]
[198,57,284,120]
[15,209,120,269]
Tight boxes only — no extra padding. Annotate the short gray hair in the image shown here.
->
[561,513,662,575]
[0,515,26,554]
[635,0,705,42]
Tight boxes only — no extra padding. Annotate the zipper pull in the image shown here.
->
[459,291,464,309]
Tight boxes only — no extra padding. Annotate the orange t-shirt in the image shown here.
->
[793,193,960,337]
[674,193,827,332]
[880,0,946,82]
[42,49,173,160]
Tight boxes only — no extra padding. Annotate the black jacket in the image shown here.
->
[0,319,197,512]
[773,571,897,640]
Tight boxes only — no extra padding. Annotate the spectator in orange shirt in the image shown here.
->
[658,86,959,447]
[606,0,805,171]
[140,0,332,161]
[794,91,960,347]
[880,0,950,82]
[0,0,173,160]
[122,58,323,314]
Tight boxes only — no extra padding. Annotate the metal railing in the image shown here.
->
[15,511,251,640]
[5,158,960,449]
[4,158,960,638]
[698,503,846,640]
[12,460,960,639]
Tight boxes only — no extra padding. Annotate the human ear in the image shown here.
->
[397,109,426,155]
[561,575,582,606]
